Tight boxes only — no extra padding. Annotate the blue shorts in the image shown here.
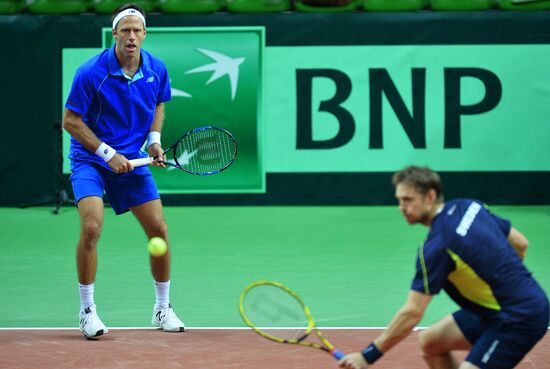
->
[453,304,549,369]
[70,158,160,215]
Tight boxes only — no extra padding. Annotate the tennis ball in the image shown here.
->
[148,237,167,257]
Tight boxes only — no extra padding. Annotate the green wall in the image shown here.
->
[1,12,550,206]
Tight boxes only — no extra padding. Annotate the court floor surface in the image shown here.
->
[1,206,549,368]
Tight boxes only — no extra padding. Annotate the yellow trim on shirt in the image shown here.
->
[446,249,501,311]
[419,245,430,294]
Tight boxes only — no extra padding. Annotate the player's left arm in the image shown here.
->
[507,227,528,260]
[147,103,166,167]
[484,203,527,260]
[339,291,432,369]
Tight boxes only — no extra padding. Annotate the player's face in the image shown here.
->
[112,16,146,60]
[395,183,435,226]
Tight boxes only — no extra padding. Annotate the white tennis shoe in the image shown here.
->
[152,304,186,332]
[79,305,108,338]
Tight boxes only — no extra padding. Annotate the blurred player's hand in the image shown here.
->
[148,143,166,168]
[338,353,368,369]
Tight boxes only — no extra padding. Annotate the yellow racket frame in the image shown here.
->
[238,280,342,357]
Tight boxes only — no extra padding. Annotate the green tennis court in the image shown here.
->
[1,205,549,329]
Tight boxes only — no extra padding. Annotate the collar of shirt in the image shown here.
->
[107,46,149,83]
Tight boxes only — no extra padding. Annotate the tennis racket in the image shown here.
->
[239,280,345,360]
[129,126,237,176]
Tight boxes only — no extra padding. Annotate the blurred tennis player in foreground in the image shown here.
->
[339,166,548,369]
[63,3,185,338]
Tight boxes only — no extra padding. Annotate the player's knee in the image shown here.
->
[418,329,443,356]
[80,221,102,245]
[151,222,168,240]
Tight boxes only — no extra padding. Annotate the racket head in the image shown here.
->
[170,126,237,175]
[239,280,316,345]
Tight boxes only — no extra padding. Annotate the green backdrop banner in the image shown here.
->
[6,12,548,205]
[64,40,550,194]
[266,45,550,172]
[64,27,265,194]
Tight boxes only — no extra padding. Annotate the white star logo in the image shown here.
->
[185,48,245,100]
[171,87,192,98]
[169,79,192,98]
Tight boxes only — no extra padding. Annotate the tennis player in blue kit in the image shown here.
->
[339,166,548,369]
[62,3,185,338]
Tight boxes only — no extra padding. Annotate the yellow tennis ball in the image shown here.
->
[148,237,167,257]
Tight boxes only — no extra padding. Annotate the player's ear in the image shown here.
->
[426,189,437,204]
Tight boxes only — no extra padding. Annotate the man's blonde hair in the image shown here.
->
[392,166,444,202]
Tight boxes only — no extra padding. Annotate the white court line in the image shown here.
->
[1,326,548,331]
[0,326,404,331]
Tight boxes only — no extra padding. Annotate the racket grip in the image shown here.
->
[129,157,154,167]
[331,348,345,360]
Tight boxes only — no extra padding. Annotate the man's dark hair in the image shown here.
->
[392,166,444,202]
[111,3,145,21]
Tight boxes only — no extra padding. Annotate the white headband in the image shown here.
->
[112,8,146,29]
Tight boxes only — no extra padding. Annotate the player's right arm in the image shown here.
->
[339,291,431,369]
[374,290,431,351]
[62,108,133,173]
[507,227,528,260]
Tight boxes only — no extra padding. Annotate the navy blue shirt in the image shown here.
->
[411,199,548,323]
[65,46,171,166]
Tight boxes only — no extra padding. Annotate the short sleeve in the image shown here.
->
[489,213,511,237]
[65,66,94,116]
[411,241,453,295]
[157,65,171,103]
[482,202,512,236]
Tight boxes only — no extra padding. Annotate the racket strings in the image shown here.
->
[175,128,236,174]
[242,285,310,342]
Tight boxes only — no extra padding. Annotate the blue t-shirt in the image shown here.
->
[65,46,171,166]
[411,198,548,323]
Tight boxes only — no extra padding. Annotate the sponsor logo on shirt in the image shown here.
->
[482,340,500,363]
[456,202,482,237]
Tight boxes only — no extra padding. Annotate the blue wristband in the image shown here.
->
[362,343,383,364]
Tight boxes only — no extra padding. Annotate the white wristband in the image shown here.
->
[147,131,161,148]
[95,142,116,162]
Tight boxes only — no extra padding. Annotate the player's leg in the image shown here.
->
[76,196,104,284]
[71,162,109,339]
[130,198,170,282]
[76,196,109,338]
[419,314,472,369]
[130,198,185,332]
[113,168,185,332]
[457,362,480,369]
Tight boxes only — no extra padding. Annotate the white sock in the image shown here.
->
[79,283,95,310]
[154,280,170,309]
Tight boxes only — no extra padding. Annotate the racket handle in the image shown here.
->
[330,348,345,360]
[129,157,154,167]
